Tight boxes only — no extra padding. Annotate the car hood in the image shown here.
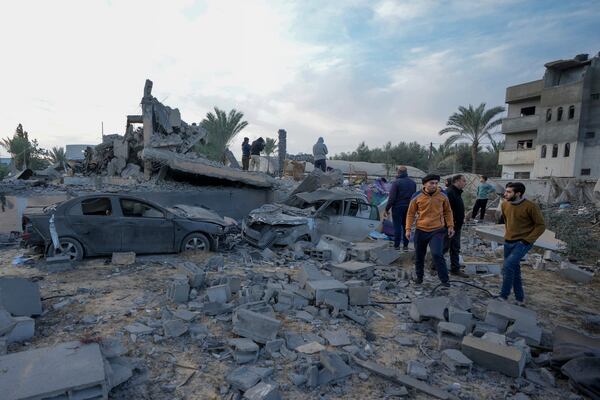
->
[246,203,312,226]
[168,204,230,226]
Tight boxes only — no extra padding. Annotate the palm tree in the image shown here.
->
[430,140,455,171]
[1,124,31,169]
[263,138,277,174]
[198,107,248,162]
[439,103,504,173]
[48,147,67,170]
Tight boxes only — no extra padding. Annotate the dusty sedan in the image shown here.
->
[242,189,380,248]
[22,194,230,260]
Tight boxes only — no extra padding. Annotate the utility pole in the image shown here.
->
[428,142,433,172]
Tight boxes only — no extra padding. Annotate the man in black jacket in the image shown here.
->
[383,166,417,251]
[444,174,468,277]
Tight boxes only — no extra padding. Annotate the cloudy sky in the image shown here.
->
[1,0,599,159]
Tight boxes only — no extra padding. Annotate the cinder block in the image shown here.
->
[506,319,542,346]
[206,284,232,304]
[296,265,332,287]
[277,290,309,310]
[0,277,42,316]
[486,300,537,325]
[229,338,259,364]
[448,307,474,332]
[320,351,353,380]
[167,274,190,304]
[329,261,374,281]
[348,286,370,306]
[441,349,472,374]
[233,309,281,344]
[410,297,449,322]
[305,280,347,302]
[461,335,526,377]
[6,317,34,343]
[321,291,348,310]
[178,262,206,288]
[437,321,465,350]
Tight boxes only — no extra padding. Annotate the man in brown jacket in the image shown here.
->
[499,182,545,305]
[406,174,454,286]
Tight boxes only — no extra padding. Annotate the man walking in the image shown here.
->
[312,137,328,172]
[499,182,545,304]
[241,137,251,171]
[472,175,495,221]
[406,174,454,286]
[444,174,468,277]
[384,166,416,251]
[250,137,265,172]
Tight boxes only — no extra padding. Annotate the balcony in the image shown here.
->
[506,80,543,103]
[502,115,539,134]
[498,149,536,165]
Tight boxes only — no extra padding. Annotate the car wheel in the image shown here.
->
[47,237,84,261]
[181,233,211,253]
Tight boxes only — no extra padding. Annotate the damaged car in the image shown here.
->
[22,194,233,260]
[242,188,380,248]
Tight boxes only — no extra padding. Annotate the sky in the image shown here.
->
[1,0,599,159]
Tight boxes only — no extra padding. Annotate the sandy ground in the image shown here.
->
[1,237,599,400]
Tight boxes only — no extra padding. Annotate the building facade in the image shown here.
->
[499,53,600,179]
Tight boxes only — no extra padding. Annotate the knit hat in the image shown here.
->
[422,174,441,184]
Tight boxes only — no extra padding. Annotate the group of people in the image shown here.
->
[241,136,329,172]
[385,167,546,304]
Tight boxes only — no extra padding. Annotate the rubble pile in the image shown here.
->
[1,221,599,400]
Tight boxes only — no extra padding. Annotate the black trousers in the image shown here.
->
[472,199,488,220]
[443,227,461,272]
[314,159,326,172]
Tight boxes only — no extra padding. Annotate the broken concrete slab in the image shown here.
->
[163,319,189,338]
[124,322,154,335]
[143,147,275,188]
[243,381,281,400]
[437,321,466,350]
[177,261,206,288]
[506,319,542,346]
[369,246,402,266]
[233,309,281,344]
[320,351,353,380]
[448,307,474,333]
[105,357,134,390]
[227,366,273,391]
[486,299,537,325]
[276,290,309,310]
[474,224,566,251]
[346,281,370,306]
[461,335,526,378]
[111,252,136,266]
[349,240,389,261]
[0,309,15,336]
[552,325,600,365]
[316,235,352,263]
[0,341,107,400]
[441,349,473,374]
[410,296,449,322]
[351,357,451,399]
[321,291,349,310]
[558,261,594,283]
[342,310,368,326]
[296,264,333,288]
[0,277,42,317]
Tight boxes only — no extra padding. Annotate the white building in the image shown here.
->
[499,53,600,179]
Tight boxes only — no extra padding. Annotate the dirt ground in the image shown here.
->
[1,236,599,400]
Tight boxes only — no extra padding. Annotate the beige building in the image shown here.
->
[499,53,600,179]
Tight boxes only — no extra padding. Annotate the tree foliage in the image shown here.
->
[263,137,277,174]
[438,103,504,173]
[1,124,49,170]
[48,146,68,170]
[197,107,249,162]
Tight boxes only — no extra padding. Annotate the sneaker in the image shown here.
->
[496,296,508,302]
[514,300,526,307]
[402,245,409,252]
[414,277,423,285]
[440,282,451,288]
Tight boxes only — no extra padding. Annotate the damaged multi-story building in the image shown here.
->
[499,52,600,179]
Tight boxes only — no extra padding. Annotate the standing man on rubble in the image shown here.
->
[384,166,416,251]
[499,182,545,305]
[471,175,495,222]
[405,174,454,286]
[250,137,265,172]
[312,137,328,172]
[444,174,468,277]
[241,137,251,171]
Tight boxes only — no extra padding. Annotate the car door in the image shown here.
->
[118,198,175,254]
[314,200,344,238]
[337,199,380,241]
[65,197,123,254]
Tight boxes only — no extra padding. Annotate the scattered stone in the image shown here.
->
[506,319,542,346]
[229,338,259,364]
[329,261,374,281]
[346,280,370,306]
[173,309,198,322]
[227,366,272,391]
[207,284,232,304]
[0,277,42,316]
[342,310,367,326]
[437,321,466,350]
[321,351,353,380]
[296,341,325,354]
[559,261,594,283]
[167,274,190,304]
[243,381,281,400]
[265,339,284,356]
[178,261,206,288]
[112,252,136,265]
[322,329,351,347]
[395,336,414,346]
[6,316,34,343]
[305,279,348,302]
[124,322,154,335]
[321,291,349,310]
[448,307,474,332]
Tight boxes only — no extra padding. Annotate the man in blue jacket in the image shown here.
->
[241,137,251,171]
[384,166,417,251]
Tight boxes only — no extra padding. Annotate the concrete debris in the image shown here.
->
[441,349,473,373]
[111,251,136,266]
[227,366,273,391]
[178,261,206,288]
[559,261,594,283]
[461,335,526,378]
[167,274,190,304]
[329,261,374,281]
[305,279,348,302]
[464,262,501,276]
[207,284,232,304]
[322,329,351,347]
[410,296,449,322]
[5,316,34,343]
[0,341,108,400]
[437,321,466,350]
[316,235,352,263]
[0,277,42,317]
[233,309,281,344]
[163,319,189,338]
[406,360,428,380]
[229,338,259,364]
[243,381,281,400]
[296,341,325,354]
[346,280,370,306]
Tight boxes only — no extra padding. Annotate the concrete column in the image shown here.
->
[278,129,287,177]
[142,80,154,180]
